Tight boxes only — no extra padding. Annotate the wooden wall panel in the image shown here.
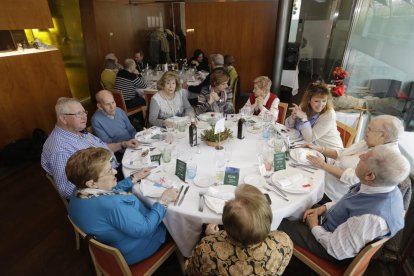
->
[0,50,71,147]
[0,0,53,30]
[185,1,278,93]
[81,0,174,98]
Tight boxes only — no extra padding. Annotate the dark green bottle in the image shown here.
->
[237,117,245,139]
[189,119,197,146]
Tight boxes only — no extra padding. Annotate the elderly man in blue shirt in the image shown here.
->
[41,97,139,199]
[279,146,409,262]
[91,90,137,144]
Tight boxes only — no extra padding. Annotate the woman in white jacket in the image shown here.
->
[285,83,343,150]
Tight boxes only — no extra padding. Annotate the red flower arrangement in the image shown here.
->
[331,67,349,97]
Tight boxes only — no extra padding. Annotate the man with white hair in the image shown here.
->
[279,146,409,262]
[114,58,147,110]
[41,97,139,199]
[91,90,137,144]
[306,115,404,201]
[105,52,123,70]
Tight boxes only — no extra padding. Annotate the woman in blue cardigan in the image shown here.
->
[66,147,178,265]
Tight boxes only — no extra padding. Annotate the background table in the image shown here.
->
[124,121,325,257]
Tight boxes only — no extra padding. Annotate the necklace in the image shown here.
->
[160,91,177,115]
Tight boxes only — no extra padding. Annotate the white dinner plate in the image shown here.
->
[246,124,263,134]
[244,174,266,188]
[204,185,236,214]
[276,124,301,140]
[289,148,324,165]
[198,112,220,121]
[135,127,162,144]
[193,175,215,188]
[271,168,312,194]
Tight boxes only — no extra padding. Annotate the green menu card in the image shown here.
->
[274,152,286,171]
[223,167,240,186]
[175,159,187,182]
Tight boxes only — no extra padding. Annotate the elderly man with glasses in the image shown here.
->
[41,97,139,199]
[304,115,404,202]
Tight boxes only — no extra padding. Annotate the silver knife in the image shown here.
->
[268,182,289,199]
[178,186,190,206]
[265,184,289,201]
[198,192,204,212]
[174,185,184,206]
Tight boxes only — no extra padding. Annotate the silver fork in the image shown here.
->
[263,186,289,202]
[289,163,315,173]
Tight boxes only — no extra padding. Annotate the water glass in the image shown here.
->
[161,146,172,163]
[261,151,274,172]
[272,137,284,153]
[186,162,198,180]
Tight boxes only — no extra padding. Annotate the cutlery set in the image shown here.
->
[175,185,189,206]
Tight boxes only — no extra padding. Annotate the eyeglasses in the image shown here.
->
[64,110,88,118]
[97,167,114,179]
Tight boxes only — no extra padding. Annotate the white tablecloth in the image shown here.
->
[123,122,325,257]
[399,131,414,177]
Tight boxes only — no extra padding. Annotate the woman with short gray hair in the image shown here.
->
[306,115,404,202]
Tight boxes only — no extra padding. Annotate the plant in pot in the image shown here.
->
[201,125,233,148]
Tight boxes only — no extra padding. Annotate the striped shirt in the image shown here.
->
[195,85,234,115]
[114,69,147,101]
[41,126,116,199]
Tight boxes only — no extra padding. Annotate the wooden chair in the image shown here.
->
[110,89,147,118]
[88,235,177,276]
[336,121,357,148]
[277,102,288,124]
[293,238,389,276]
[46,174,80,250]
[144,89,157,128]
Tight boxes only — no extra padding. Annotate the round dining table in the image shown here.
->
[123,118,325,257]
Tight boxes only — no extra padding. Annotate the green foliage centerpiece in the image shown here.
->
[201,124,233,148]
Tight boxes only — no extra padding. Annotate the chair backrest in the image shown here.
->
[336,120,357,148]
[277,102,288,124]
[144,90,157,127]
[232,76,240,109]
[68,216,87,239]
[294,237,389,276]
[45,173,68,210]
[344,238,389,275]
[110,89,128,113]
[88,237,132,276]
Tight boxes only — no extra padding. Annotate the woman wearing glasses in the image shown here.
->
[67,147,178,265]
[305,115,403,202]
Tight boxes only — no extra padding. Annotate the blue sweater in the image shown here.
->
[91,108,136,143]
[323,184,404,238]
[68,179,167,265]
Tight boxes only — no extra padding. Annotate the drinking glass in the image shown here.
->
[161,145,172,163]
[214,147,226,185]
[261,150,274,172]
[186,162,198,180]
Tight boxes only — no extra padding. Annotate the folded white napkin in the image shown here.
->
[275,173,304,187]
[205,187,235,201]
[204,196,226,214]
[140,179,166,198]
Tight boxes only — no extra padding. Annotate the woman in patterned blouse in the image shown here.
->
[186,184,293,275]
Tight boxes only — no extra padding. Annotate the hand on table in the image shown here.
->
[307,155,326,169]
[205,224,220,235]
[125,139,140,148]
[132,168,151,180]
[160,188,179,205]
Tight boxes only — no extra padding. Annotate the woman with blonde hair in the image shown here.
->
[285,83,343,150]
[186,184,293,275]
[149,71,194,127]
[242,76,280,119]
[67,147,178,265]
